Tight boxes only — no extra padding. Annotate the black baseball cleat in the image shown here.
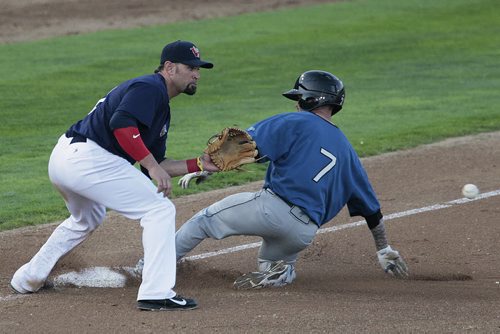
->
[137,295,198,311]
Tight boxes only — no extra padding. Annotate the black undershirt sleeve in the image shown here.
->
[364,210,383,230]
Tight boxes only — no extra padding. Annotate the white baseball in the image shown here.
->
[462,184,479,199]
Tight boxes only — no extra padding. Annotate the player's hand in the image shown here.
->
[376,245,409,278]
[149,164,172,197]
[178,171,212,189]
[199,153,220,173]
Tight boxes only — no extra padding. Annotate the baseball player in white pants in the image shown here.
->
[10,40,218,311]
[12,135,177,300]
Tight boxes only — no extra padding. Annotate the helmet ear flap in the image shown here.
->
[298,96,320,111]
[330,104,342,116]
[330,88,345,115]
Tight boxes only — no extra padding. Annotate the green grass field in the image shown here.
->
[1,0,499,231]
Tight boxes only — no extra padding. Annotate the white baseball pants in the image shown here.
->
[11,135,177,300]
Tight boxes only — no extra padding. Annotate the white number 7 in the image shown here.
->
[313,148,337,182]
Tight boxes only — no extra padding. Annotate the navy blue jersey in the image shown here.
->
[66,73,170,164]
[247,111,380,226]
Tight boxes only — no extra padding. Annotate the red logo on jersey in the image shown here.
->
[190,46,200,58]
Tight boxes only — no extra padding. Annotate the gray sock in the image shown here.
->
[370,220,388,251]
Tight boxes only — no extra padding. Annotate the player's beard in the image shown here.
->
[183,83,197,95]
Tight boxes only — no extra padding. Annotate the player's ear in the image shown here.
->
[163,61,176,75]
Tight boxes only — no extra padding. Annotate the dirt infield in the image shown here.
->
[1,1,499,333]
[2,132,499,332]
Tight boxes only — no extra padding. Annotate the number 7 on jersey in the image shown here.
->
[313,148,337,182]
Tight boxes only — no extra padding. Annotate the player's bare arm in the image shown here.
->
[160,154,219,177]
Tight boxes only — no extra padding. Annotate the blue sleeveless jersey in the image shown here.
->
[66,73,171,164]
[247,111,380,226]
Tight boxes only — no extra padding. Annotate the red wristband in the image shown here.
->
[186,158,201,173]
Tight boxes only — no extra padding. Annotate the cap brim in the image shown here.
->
[282,89,301,101]
[182,59,214,69]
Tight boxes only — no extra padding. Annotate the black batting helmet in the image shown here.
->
[282,70,345,115]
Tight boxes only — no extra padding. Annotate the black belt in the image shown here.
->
[66,133,87,144]
[264,187,320,227]
[264,187,294,207]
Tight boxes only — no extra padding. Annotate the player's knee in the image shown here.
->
[63,210,105,234]
[154,198,175,216]
[88,206,106,229]
[146,196,175,215]
[141,198,176,231]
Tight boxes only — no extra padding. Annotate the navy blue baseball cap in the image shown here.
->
[160,40,214,69]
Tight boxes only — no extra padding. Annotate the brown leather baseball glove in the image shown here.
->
[205,127,258,171]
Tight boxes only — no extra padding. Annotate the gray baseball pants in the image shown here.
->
[175,188,318,267]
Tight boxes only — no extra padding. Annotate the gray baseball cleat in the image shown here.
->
[233,260,296,290]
